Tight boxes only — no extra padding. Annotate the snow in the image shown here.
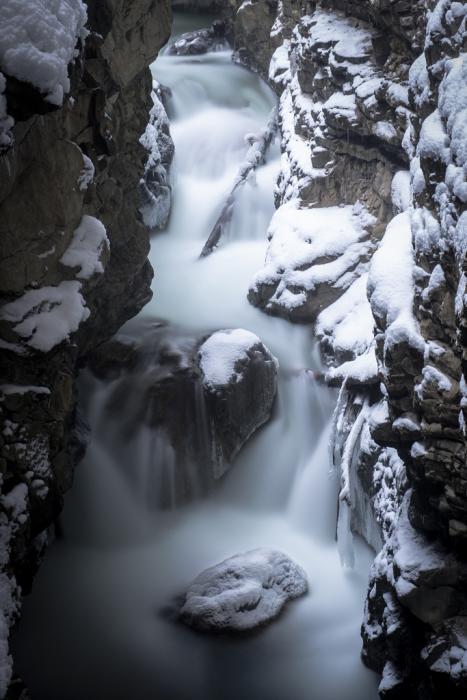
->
[379,661,403,694]
[373,121,397,143]
[306,8,375,62]
[324,92,358,125]
[391,171,411,214]
[198,329,274,387]
[0,281,90,353]
[60,215,109,279]
[326,348,378,386]
[411,206,441,256]
[368,211,424,354]
[417,109,450,164]
[409,53,430,110]
[0,0,88,106]
[139,87,172,230]
[316,274,375,359]
[77,153,94,191]
[438,53,467,170]
[416,365,454,398]
[269,40,291,87]
[180,549,308,631]
[0,384,50,396]
[250,200,375,314]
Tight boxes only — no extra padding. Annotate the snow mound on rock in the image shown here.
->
[0,0,88,106]
[180,549,308,631]
[199,328,276,387]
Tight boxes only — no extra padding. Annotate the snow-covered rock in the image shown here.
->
[180,549,308,631]
[88,322,278,500]
[0,0,88,106]
[249,200,376,322]
[139,83,174,230]
[199,329,278,478]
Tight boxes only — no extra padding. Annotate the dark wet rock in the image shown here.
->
[180,549,308,631]
[0,0,172,694]
[87,321,278,503]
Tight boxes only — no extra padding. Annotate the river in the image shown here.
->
[13,14,379,700]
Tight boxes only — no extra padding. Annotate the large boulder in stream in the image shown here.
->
[180,549,308,632]
[198,329,278,477]
[88,320,278,504]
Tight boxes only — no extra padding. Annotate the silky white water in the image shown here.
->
[13,15,379,700]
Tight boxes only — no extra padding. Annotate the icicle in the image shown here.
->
[336,396,369,568]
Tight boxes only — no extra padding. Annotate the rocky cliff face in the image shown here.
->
[221,0,467,696]
[0,1,172,694]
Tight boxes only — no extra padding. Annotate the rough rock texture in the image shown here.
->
[180,548,308,631]
[224,0,467,697]
[88,321,278,503]
[243,1,415,323]
[0,1,172,694]
[360,2,467,696]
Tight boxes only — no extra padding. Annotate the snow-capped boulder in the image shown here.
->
[88,322,278,502]
[180,549,308,631]
[198,329,278,477]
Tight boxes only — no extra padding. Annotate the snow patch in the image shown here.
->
[0,0,88,106]
[60,215,109,279]
[198,329,274,387]
[0,281,90,353]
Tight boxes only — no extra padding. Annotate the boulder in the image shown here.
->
[180,549,308,631]
[198,329,278,477]
[88,322,278,502]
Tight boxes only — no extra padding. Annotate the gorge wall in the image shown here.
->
[222,0,467,697]
[0,1,172,695]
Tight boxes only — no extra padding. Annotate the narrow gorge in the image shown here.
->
[0,1,466,699]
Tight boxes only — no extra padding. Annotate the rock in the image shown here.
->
[180,549,308,631]
[0,0,172,694]
[88,322,278,502]
[168,22,228,56]
[198,329,278,476]
[248,201,376,323]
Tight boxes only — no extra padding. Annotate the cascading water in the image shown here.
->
[13,15,379,700]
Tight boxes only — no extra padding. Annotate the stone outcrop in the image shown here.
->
[88,322,278,504]
[180,548,308,631]
[0,1,172,694]
[221,0,467,697]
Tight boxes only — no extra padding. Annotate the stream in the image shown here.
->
[13,15,379,700]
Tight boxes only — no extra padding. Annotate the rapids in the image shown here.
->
[12,14,379,700]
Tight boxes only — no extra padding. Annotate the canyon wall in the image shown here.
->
[0,1,172,695]
[225,0,466,696]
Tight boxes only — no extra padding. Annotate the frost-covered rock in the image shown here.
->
[139,83,174,230]
[180,549,308,631]
[249,200,376,322]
